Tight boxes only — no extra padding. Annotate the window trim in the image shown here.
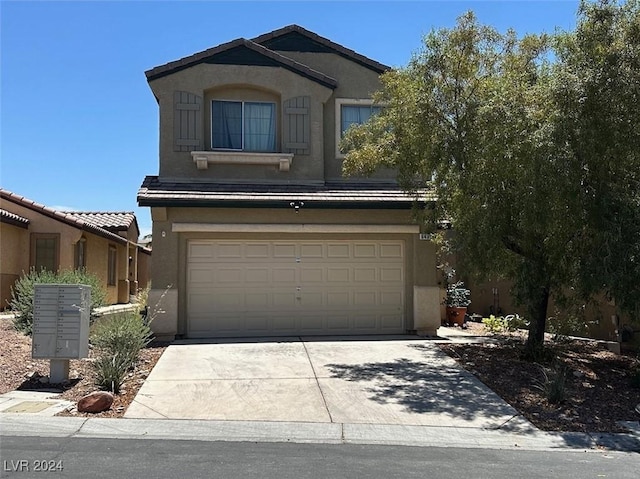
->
[335,98,381,159]
[210,99,277,152]
[107,245,117,286]
[30,233,60,272]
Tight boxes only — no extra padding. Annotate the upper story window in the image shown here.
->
[335,98,382,158]
[340,104,382,137]
[212,100,276,152]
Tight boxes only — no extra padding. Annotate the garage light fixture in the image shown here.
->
[289,201,304,213]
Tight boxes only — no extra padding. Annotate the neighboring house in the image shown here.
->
[0,189,151,309]
[138,25,441,340]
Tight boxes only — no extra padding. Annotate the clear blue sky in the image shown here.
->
[1,0,581,237]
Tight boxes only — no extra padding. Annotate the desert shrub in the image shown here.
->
[90,311,153,368]
[93,354,131,394]
[10,268,107,335]
[90,311,153,393]
[533,363,568,404]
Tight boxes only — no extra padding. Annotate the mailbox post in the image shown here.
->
[32,284,91,383]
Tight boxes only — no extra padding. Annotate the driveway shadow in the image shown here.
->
[325,344,527,426]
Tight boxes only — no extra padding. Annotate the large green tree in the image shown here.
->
[342,0,640,357]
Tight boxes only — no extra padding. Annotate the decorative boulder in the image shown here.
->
[77,391,114,413]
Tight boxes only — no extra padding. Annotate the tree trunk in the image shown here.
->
[524,283,550,360]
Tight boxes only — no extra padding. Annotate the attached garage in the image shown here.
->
[187,239,405,338]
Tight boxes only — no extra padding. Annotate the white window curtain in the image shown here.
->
[244,102,276,152]
[212,101,242,149]
[341,105,381,137]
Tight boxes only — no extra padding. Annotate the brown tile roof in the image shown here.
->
[0,208,30,228]
[0,189,129,245]
[145,37,338,89]
[252,24,390,74]
[63,212,138,234]
[137,176,433,209]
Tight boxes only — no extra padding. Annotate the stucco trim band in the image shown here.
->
[171,223,420,234]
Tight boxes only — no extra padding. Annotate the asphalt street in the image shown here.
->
[1,436,638,479]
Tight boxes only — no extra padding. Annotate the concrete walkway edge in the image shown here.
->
[2,415,639,453]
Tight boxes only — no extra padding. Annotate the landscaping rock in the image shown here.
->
[77,391,114,413]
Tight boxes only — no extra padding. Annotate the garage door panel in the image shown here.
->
[354,267,377,282]
[245,243,270,258]
[246,268,269,283]
[273,243,296,257]
[300,267,323,282]
[327,243,350,258]
[354,243,376,258]
[380,267,403,282]
[216,267,243,283]
[218,243,243,258]
[327,268,350,283]
[300,243,323,257]
[272,268,296,283]
[187,240,405,337]
[380,243,403,258]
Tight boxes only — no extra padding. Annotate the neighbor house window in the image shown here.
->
[212,100,276,152]
[30,234,59,272]
[108,246,117,286]
[74,237,87,270]
[335,98,382,158]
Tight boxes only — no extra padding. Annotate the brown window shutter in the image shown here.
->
[174,91,202,152]
[282,96,310,155]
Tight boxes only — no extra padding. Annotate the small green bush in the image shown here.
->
[90,311,153,368]
[482,315,504,333]
[482,314,528,334]
[10,268,107,335]
[93,354,131,394]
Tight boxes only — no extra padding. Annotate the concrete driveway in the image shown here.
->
[125,337,532,430]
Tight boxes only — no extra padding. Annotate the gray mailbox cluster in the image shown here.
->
[32,284,91,360]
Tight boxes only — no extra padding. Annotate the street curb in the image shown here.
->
[2,415,639,453]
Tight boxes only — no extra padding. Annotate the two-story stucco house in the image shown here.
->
[138,25,442,340]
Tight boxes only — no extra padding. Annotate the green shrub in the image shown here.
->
[90,311,153,393]
[10,268,107,335]
[533,364,568,404]
[482,314,528,334]
[482,315,504,333]
[93,354,131,393]
[90,311,153,368]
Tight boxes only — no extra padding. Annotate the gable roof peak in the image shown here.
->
[252,24,390,74]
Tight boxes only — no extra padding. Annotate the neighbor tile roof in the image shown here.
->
[63,212,137,232]
[0,208,30,228]
[0,189,129,245]
[137,176,434,209]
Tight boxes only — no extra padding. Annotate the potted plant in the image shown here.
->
[444,281,471,326]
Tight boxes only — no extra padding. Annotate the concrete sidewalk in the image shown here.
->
[2,414,639,452]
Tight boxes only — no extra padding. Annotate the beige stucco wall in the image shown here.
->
[467,277,621,341]
[149,63,333,182]
[275,51,394,181]
[0,222,29,309]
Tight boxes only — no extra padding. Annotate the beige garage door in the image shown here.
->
[186,240,405,338]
